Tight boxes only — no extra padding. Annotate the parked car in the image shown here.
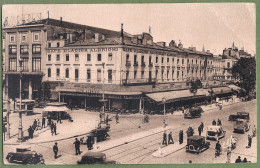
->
[186,135,210,154]
[233,119,250,133]
[77,152,118,164]
[184,107,203,119]
[206,125,226,141]
[228,112,250,121]
[6,146,44,165]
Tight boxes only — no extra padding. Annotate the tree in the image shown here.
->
[194,79,202,88]
[189,81,198,96]
[42,82,51,102]
[231,57,256,94]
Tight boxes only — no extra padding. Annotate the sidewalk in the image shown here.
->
[152,140,186,158]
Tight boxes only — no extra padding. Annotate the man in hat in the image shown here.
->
[53,142,59,159]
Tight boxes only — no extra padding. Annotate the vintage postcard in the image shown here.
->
[2,3,256,165]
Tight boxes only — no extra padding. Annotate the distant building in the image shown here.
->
[223,42,252,59]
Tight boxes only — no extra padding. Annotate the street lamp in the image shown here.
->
[100,62,106,123]
[162,97,166,115]
[18,58,24,142]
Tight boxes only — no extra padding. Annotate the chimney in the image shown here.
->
[95,33,100,42]
[60,17,63,27]
[120,23,124,44]
[169,40,176,48]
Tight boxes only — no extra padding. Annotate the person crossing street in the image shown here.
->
[53,142,59,159]
[162,131,167,146]
[73,138,81,155]
[168,131,174,144]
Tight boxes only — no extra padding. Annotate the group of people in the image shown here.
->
[235,156,249,163]
[27,119,41,139]
[162,131,174,146]
[212,119,222,126]
[186,126,194,137]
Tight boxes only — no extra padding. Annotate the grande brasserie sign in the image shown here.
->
[46,47,178,56]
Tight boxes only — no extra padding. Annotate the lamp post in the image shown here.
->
[18,58,23,142]
[162,97,166,115]
[101,63,106,122]
[6,100,11,139]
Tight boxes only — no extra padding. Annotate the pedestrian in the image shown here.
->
[163,119,167,128]
[48,118,51,126]
[115,112,119,124]
[162,131,167,146]
[36,119,41,130]
[200,122,204,132]
[198,125,202,136]
[106,114,109,125]
[28,126,33,139]
[217,119,222,126]
[54,123,57,135]
[252,125,256,137]
[99,112,102,123]
[53,142,58,159]
[87,136,93,150]
[32,119,37,130]
[247,134,252,148]
[212,119,216,125]
[168,131,174,144]
[58,113,62,123]
[179,130,183,144]
[242,158,248,163]
[42,117,46,128]
[51,122,54,136]
[235,156,241,163]
[226,146,231,163]
[73,138,81,155]
[215,141,221,157]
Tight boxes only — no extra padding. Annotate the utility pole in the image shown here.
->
[102,63,106,122]
[6,100,10,139]
[18,58,23,142]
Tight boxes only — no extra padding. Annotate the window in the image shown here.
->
[134,71,137,79]
[48,68,51,77]
[32,58,41,71]
[87,69,91,82]
[182,59,184,64]
[75,54,79,61]
[167,70,169,79]
[21,58,29,71]
[177,59,179,64]
[108,70,112,83]
[9,34,15,42]
[56,68,60,77]
[97,54,102,61]
[9,58,17,71]
[200,60,202,65]
[155,69,158,79]
[149,56,152,64]
[66,54,69,61]
[126,71,129,80]
[141,71,144,79]
[182,71,184,78]
[196,59,198,64]
[172,70,174,79]
[56,54,60,61]
[33,32,40,42]
[20,45,29,54]
[32,44,41,54]
[187,59,189,64]
[75,69,79,81]
[57,42,60,47]
[87,54,91,61]
[48,54,51,61]
[108,53,112,61]
[227,62,230,68]
[48,43,51,48]
[192,60,194,64]
[21,34,27,42]
[161,57,164,63]
[167,58,169,63]
[134,55,137,64]
[156,57,158,63]
[97,69,101,82]
[9,45,17,54]
[161,70,164,79]
[65,68,69,78]
[177,71,179,78]
[172,58,174,63]
[127,54,130,61]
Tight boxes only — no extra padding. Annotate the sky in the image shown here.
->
[2,3,256,55]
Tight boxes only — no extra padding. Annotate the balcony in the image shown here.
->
[125,61,131,67]
[148,62,153,67]
[133,61,138,67]
[141,62,146,67]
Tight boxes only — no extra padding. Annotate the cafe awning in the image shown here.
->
[212,87,232,95]
[145,89,207,104]
[228,85,244,92]
[43,106,69,112]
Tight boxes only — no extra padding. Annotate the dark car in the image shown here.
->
[233,119,250,133]
[6,147,44,165]
[228,112,250,121]
[186,135,210,153]
[77,152,118,164]
[90,125,110,142]
[184,107,203,119]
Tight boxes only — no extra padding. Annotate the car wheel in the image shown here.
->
[7,156,13,163]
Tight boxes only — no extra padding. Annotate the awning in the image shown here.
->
[43,106,69,112]
[212,87,232,95]
[228,85,243,91]
[145,89,207,104]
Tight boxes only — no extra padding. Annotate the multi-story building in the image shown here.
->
[2,17,244,110]
[223,42,252,59]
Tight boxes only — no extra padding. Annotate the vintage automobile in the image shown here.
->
[184,107,203,119]
[186,135,210,154]
[6,146,44,165]
[206,125,226,141]
[77,152,118,164]
[233,119,250,133]
[228,112,250,121]
[90,124,110,142]
[42,102,72,121]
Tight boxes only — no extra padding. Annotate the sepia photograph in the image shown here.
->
[1,3,257,165]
